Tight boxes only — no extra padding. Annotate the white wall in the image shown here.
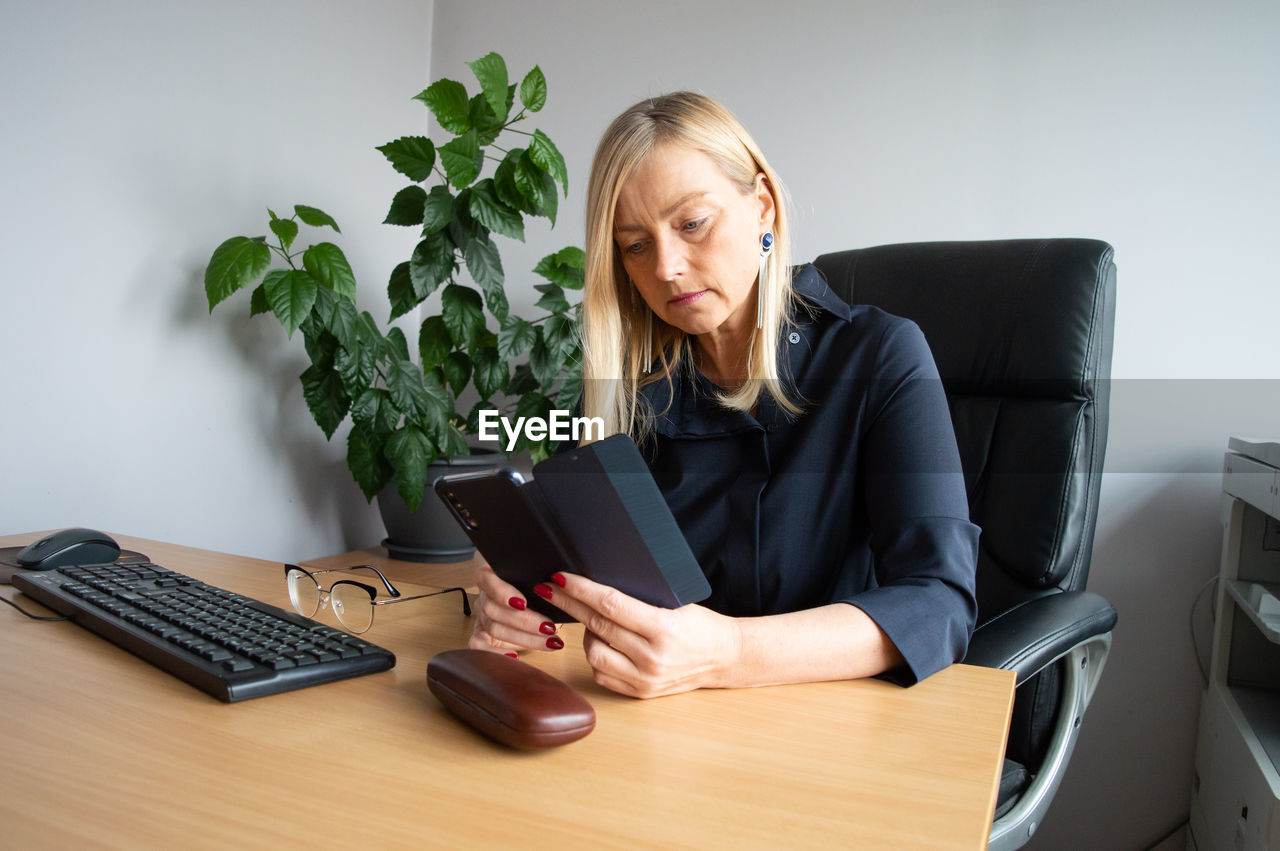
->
[1,0,434,560]
[3,0,1278,847]
[428,2,1274,850]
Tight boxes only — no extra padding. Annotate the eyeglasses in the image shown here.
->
[283,563,471,634]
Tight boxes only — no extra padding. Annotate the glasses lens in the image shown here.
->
[286,568,320,617]
[330,583,374,633]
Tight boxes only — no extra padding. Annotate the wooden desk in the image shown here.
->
[0,533,1014,848]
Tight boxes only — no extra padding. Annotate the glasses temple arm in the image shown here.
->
[370,587,472,616]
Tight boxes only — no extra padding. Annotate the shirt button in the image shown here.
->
[788,331,801,345]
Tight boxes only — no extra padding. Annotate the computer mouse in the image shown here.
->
[15,528,121,569]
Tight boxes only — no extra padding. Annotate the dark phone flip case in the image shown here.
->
[434,434,711,621]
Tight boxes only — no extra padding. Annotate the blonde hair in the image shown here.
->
[581,91,799,443]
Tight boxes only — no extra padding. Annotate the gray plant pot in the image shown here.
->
[375,449,503,562]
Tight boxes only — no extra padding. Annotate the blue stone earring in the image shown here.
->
[757,231,774,329]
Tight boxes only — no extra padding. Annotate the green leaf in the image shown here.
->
[462,232,507,322]
[439,130,481,189]
[543,312,579,361]
[514,151,557,224]
[391,423,440,469]
[300,363,350,439]
[421,184,454,234]
[385,357,431,418]
[301,314,338,368]
[509,362,538,396]
[326,290,360,348]
[418,315,453,370]
[514,392,555,457]
[528,329,559,387]
[303,242,357,301]
[269,217,298,250]
[377,136,436,182]
[335,344,376,398]
[408,232,455,300]
[350,388,396,438]
[347,425,391,502]
[468,179,524,242]
[448,190,485,244]
[467,52,510,124]
[556,246,585,270]
[355,312,388,364]
[384,185,427,226]
[519,66,547,112]
[437,422,471,458]
[527,130,569,193]
[387,261,416,321]
[264,269,318,337]
[534,282,570,314]
[423,362,452,392]
[415,79,472,135]
[467,88,514,147]
[294,205,340,232]
[471,345,508,399]
[532,167,558,224]
[205,236,271,310]
[441,284,486,351]
[249,284,270,316]
[441,351,472,397]
[493,149,526,210]
[465,401,488,435]
[384,326,412,361]
[533,249,584,290]
[557,368,584,411]
[498,315,537,359]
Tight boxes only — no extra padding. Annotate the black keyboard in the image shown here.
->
[13,561,395,702]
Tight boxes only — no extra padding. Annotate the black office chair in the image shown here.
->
[814,239,1118,849]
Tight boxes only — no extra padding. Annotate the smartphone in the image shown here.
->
[434,467,574,621]
[435,435,711,622]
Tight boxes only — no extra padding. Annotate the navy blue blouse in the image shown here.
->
[637,264,979,684]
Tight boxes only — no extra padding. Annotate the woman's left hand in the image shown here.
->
[541,572,742,698]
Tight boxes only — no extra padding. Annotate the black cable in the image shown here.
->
[0,593,70,621]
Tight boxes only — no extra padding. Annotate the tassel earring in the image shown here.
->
[757,231,774,329]
[643,309,652,374]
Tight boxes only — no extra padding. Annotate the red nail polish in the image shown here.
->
[546,636,564,650]
[507,596,526,611]
[551,572,567,588]
[505,652,519,659]
[539,621,556,635]
[533,583,554,600]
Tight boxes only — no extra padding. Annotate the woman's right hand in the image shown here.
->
[468,562,564,654]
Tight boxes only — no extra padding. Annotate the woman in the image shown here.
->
[469,92,979,697]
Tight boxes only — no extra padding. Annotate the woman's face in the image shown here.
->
[613,143,774,343]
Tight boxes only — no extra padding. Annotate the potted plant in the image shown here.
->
[203,52,582,559]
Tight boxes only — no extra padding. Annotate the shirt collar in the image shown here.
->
[791,262,851,319]
[641,264,842,439]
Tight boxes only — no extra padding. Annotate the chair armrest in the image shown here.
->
[964,591,1117,685]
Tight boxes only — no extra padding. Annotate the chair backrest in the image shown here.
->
[812,239,1116,625]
